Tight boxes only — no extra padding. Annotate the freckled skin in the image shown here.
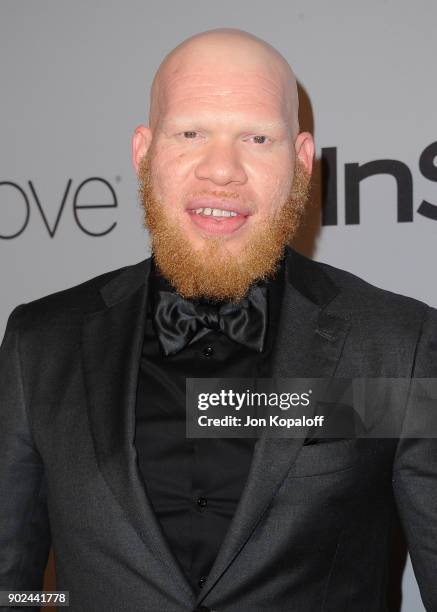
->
[132,28,314,256]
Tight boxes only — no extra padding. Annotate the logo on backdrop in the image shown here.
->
[0,141,436,239]
[0,177,118,239]
[321,141,437,225]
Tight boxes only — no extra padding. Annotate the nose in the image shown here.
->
[194,139,247,186]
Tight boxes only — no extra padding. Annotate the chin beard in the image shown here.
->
[138,153,310,302]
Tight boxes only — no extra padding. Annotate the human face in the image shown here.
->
[134,64,313,257]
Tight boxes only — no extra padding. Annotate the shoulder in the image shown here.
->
[289,247,432,320]
[322,259,430,323]
[287,248,435,352]
[8,258,150,334]
[286,249,437,375]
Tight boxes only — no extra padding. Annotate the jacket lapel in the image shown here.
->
[196,248,351,606]
[82,258,196,602]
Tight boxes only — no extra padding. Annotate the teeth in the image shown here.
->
[193,207,238,217]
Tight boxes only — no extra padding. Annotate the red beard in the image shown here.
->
[138,153,310,301]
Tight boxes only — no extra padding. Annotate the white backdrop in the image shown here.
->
[1,1,436,609]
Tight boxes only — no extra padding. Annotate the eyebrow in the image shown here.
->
[162,118,289,133]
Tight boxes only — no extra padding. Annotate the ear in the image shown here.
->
[132,125,153,173]
[294,131,315,175]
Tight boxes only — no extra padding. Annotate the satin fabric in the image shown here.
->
[152,283,268,356]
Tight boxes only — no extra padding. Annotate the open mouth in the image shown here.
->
[186,199,251,236]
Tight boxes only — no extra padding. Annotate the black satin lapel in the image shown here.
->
[82,273,195,601]
[197,276,350,606]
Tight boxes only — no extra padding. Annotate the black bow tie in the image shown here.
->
[152,285,268,356]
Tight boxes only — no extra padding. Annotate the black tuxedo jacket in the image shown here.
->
[1,247,437,612]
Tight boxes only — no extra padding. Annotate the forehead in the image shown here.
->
[158,66,288,124]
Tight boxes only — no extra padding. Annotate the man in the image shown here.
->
[0,28,436,612]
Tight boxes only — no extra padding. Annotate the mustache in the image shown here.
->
[188,189,240,199]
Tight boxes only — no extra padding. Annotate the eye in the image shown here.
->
[182,131,198,139]
[249,135,270,144]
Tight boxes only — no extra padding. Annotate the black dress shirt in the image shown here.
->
[134,259,285,593]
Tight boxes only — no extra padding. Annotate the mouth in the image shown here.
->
[186,198,252,236]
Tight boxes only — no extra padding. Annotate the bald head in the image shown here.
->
[149,28,299,138]
[132,27,314,299]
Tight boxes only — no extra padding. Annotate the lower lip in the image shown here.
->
[187,211,248,236]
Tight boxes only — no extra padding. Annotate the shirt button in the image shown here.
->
[198,575,207,589]
[197,496,208,510]
[202,345,214,357]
